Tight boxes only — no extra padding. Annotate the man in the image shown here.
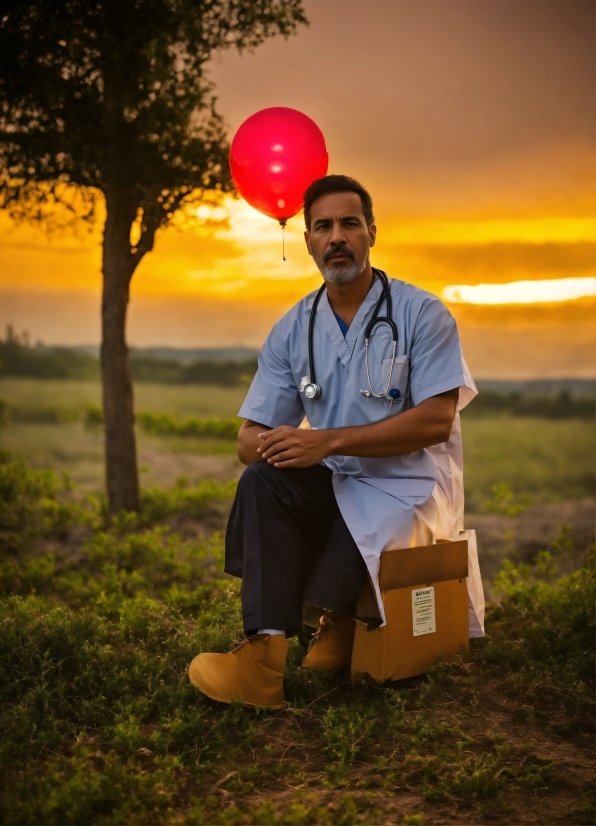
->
[189,175,483,708]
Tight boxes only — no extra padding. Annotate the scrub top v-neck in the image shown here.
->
[333,311,350,338]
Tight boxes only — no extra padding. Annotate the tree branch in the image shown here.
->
[131,219,158,269]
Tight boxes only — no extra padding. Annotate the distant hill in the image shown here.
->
[0,333,257,386]
[1,332,594,416]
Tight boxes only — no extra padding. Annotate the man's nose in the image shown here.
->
[328,221,347,245]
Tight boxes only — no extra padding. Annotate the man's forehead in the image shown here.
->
[309,191,365,221]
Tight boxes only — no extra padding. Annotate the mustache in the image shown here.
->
[323,244,356,264]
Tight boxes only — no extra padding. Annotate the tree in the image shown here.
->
[0,0,307,513]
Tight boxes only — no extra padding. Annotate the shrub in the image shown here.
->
[0,450,88,551]
[484,532,595,711]
[136,412,240,440]
[0,452,593,824]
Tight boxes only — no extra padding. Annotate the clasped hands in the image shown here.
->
[257,425,330,468]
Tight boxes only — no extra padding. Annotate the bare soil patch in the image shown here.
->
[468,498,595,579]
[182,672,594,825]
[139,446,243,487]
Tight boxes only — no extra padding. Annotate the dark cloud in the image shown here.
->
[383,241,596,285]
[450,298,595,378]
[211,0,594,178]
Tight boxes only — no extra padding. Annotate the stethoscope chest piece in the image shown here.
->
[300,375,321,400]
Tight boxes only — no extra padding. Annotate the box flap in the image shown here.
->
[379,540,468,591]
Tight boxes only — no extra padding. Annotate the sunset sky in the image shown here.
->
[0,0,594,378]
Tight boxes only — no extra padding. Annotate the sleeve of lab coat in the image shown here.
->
[409,296,477,411]
[238,320,305,428]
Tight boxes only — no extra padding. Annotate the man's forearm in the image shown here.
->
[257,389,459,469]
[237,420,271,465]
[324,395,455,458]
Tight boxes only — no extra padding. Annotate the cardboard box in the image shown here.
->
[351,539,469,683]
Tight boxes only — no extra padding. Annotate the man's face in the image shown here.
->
[305,191,376,285]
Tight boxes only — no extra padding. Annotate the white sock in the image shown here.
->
[257,628,285,636]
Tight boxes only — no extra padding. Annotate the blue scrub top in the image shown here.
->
[239,272,476,482]
[238,271,480,628]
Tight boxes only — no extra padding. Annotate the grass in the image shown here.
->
[0,378,247,419]
[461,414,594,511]
[0,421,240,493]
[1,377,594,511]
[0,451,594,824]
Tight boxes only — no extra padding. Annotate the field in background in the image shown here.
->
[0,449,593,825]
[461,416,594,511]
[0,377,246,418]
[1,377,594,824]
[1,378,594,510]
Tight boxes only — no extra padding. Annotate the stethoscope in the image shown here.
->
[300,268,403,412]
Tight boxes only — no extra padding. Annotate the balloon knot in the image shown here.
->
[281,221,287,262]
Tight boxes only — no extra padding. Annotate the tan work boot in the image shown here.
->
[188,634,289,709]
[301,611,355,671]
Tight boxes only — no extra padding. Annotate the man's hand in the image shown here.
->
[257,426,328,468]
[237,388,459,467]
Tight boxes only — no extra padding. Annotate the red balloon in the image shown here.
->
[230,107,329,225]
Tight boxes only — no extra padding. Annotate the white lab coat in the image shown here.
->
[239,273,485,636]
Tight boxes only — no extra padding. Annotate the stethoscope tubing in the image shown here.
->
[307,268,397,398]
[308,282,326,387]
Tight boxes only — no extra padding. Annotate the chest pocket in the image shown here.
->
[381,355,410,399]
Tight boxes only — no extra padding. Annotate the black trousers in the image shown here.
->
[225,462,368,635]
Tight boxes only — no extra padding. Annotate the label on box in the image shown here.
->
[412,586,436,636]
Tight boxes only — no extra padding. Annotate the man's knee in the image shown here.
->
[236,462,330,502]
[238,460,279,487]
[236,461,286,504]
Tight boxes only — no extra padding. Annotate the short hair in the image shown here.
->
[303,174,375,230]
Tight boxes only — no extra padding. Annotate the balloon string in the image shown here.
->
[280,220,286,261]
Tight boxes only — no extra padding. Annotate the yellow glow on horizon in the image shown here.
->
[1,195,595,310]
[202,197,596,247]
[443,277,596,305]
[382,216,595,246]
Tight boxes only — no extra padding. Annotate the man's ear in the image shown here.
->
[304,230,313,256]
[368,223,377,248]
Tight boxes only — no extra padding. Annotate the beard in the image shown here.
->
[315,242,368,285]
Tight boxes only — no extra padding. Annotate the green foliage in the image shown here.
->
[0,334,258,386]
[0,452,593,823]
[0,449,89,551]
[487,530,595,699]
[4,379,593,511]
[322,705,375,786]
[484,483,533,516]
[0,377,247,419]
[137,412,240,440]
[84,403,104,429]
[138,477,237,526]
[464,389,595,419]
[0,449,235,555]
[132,356,258,387]
[0,0,307,233]
[7,405,83,424]
[5,388,241,442]
[0,331,99,380]
[461,415,595,510]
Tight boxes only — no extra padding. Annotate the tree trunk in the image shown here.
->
[101,197,140,514]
